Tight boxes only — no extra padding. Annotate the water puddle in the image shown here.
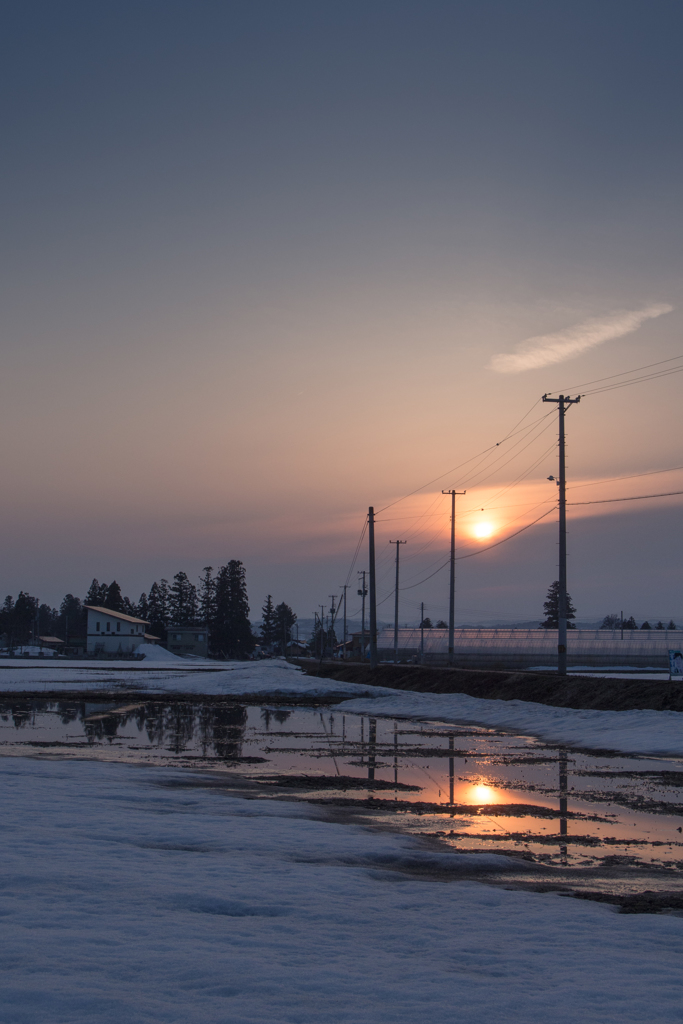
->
[2,697,682,896]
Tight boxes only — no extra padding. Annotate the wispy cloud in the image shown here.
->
[489,303,673,374]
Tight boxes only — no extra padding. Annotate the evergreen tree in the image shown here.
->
[600,614,620,630]
[147,582,169,641]
[104,581,125,612]
[169,571,198,625]
[137,593,149,622]
[640,620,651,630]
[211,561,256,659]
[435,619,448,629]
[622,616,637,630]
[274,602,297,654]
[122,596,138,618]
[198,567,215,626]
[158,579,171,618]
[0,596,14,648]
[419,617,433,629]
[259,595,278,648]
[13,592,39,644]
[57,594,83,641]
[85,578,108,607]
[668,620,677,630]
[38,603,58,636]
[540,581,577,629]
[655,621,665,630]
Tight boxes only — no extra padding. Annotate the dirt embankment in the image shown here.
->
[295,660,683,712]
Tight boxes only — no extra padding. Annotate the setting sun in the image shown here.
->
[472,522,496,540]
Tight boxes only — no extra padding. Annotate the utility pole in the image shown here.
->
[340,584,349,659]
[420,601,424,664]
[368,508,378,668]
[329,595,337,657]
[389,540,407,662]
[358,571,368,662]
[442,489,466,666]
[542,393,580,676]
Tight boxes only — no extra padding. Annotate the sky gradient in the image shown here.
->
[2,1,683,624]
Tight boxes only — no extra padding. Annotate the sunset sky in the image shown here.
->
[2,1,683,624]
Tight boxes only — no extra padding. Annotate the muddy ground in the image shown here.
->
[296,659,683,712]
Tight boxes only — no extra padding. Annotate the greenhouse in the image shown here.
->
[375,627,683,669]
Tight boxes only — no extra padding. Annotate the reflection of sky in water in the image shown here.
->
[1,699,682,877]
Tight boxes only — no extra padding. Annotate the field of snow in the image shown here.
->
[0,658,377,700]
[2,756,682,1024]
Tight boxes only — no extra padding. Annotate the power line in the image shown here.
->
[343,519,368,587]
[569,464,683,491]
[544,353,683,396]
[376,398,543,513]
[399,506,557,591]
[569,489,683,506]
[581,365,683,397]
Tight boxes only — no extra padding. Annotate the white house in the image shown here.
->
[85,605,154,655]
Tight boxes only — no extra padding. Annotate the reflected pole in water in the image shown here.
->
[368,718,376,782]
[393,720,398,790]
[449,734,455,808]
[559,746,568,865]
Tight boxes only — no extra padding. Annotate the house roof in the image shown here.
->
[144,633,161,640]
[38,636,64,644]
[85,605,149,625]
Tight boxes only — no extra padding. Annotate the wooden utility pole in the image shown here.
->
[340,584,349,659]
[329,595,337,657]
[442,490,465,666]
[368,508,378,668]
[358,571,368,662]
[390,540,407,662]
[420,601,424,663]
[542,393,580,676]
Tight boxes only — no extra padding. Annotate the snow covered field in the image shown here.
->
[2,756,682,1024]
[0,656,377,700]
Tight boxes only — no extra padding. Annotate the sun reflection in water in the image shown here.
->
[470,784,501,803]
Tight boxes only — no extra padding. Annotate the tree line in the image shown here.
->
[0,563,298,660]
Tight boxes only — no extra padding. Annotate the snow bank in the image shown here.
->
[335,690,683,758]
[1,756,682,1024]
[136,642,185,661]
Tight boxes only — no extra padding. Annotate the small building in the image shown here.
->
[38,636,65,652]
[85,606,149,655]
[166,626,209,658]
[286,639,309,657]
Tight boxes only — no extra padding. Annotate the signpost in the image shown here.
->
[668,649,683,680]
